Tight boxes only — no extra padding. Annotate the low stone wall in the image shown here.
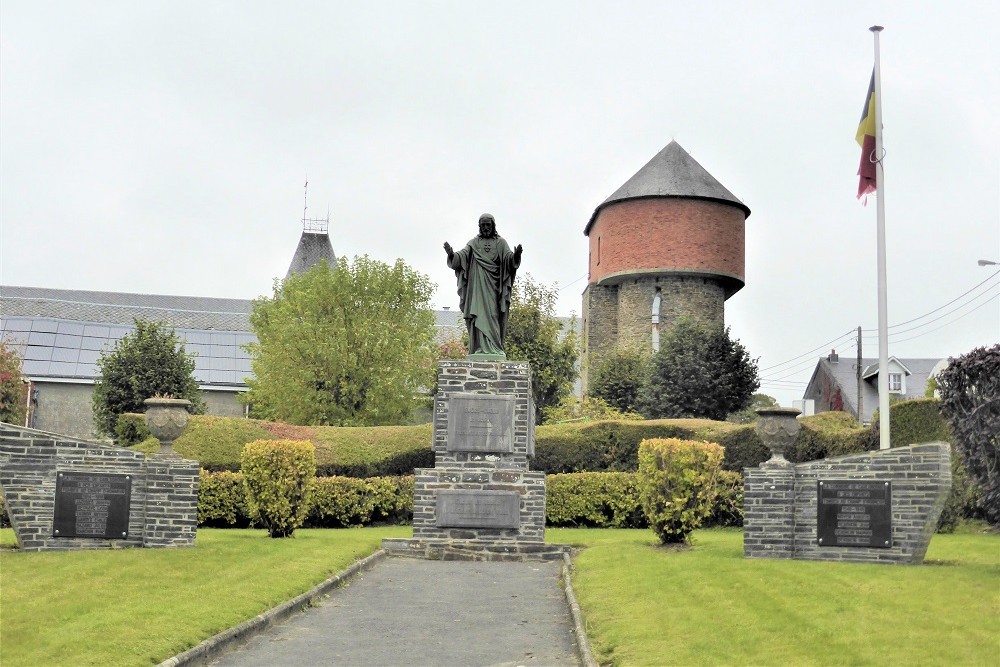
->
[0,422,198,551]
[744,442,951,564]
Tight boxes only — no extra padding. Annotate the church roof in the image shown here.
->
[286,231,336,279]
[585,140,751,235]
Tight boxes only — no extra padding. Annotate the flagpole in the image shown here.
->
[871,25,890,450]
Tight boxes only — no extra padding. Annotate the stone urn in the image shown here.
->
[755,407,802,467]
[144,397,192,458]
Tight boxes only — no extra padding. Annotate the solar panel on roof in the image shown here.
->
[23,346,52,361]
[51,348,79,363]
[27,332,56,347]
[56,321,85,335]
[30,320,59,333]
[54,333,81,348]
[83,324,111,337]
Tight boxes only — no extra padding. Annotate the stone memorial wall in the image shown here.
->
[0,422,198,551]
[383,360,565,561]
[744,442,951,564]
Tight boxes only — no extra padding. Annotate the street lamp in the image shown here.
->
[978,259,998,266]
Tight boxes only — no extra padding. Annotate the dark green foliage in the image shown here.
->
[244,257,437,426]
[727,393,779,424]
[588,346,649,414]
[546,472,646,528]
[937,455,982,533]
[196,470,413,528]
[505,275,579,423]
[703,470,744,527]
[241,439,316,538]
[114,413,151,447]
[936,345,1000,525]
[91,319,204,438]
[532,420,700,473]
[198,470,253,528]
[306,476,414,527]
[0,340,27,426]
[860,398,952,450]
[0,494,8,528]
[640,319,759,421]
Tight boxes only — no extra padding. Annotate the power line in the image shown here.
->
[860,285,1000,344]
[758,330,856,373]
[882,292,999,345]
[861,269,999,332]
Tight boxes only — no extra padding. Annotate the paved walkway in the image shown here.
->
[208,558,581,667]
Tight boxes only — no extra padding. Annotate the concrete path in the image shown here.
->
[208,558,581,667]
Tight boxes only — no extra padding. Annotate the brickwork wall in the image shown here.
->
[434,361,534,465]
[744,442,951,564]
[384,361,567,560]
[0,422,198,551]
[411,468,546,544]
[588,198,745,286]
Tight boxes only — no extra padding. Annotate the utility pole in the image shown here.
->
[856,326,863,423]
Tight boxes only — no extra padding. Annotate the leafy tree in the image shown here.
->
[589,346,650,414]
[727,392,779,424]
[504,275,579,423]
[92,319,203,438]
[936,344,1000,525]
[639,318,759,421]
[0,340,27,425]
[244,256,437,426]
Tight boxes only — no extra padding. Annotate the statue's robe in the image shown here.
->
[447,235,520,355]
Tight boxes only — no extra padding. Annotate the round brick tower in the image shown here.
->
[582,140,750,390]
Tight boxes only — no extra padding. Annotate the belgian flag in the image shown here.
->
[856,70,877,199]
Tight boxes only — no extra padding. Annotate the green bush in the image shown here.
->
[171,416,433,477]
[240,439,316,538]
[937,453,982,533]
[198,470,252,527]
[546,472,645,528]
[0,493,9,528]
[114,413,151,447]
[703,470,744,527]
[306,476,414,527]
[637,438,724,544]
[861,398,951,450]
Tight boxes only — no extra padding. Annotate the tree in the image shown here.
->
[727,392,779,424]
[244,256,437,426]
[639,318,759,421]
[589,346,650,414]
[0,340,27,425]
[504,274,579,423]
[92,319,203,438]
[936,344,1000,525]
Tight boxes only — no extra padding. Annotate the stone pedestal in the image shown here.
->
[383,360,567,561]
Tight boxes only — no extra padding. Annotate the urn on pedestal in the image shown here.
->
[755,407,801,467]
[144,397,191,458]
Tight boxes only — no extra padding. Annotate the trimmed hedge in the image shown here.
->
[546,472,645,528]
[168,416,434,477]
[115,413,151,447]
[307,476,414,527]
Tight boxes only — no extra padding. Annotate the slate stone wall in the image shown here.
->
[744,442,951,564]
[0,422,198,551]
[383,361,566,561]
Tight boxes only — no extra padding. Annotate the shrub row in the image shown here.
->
[199,471,416,528]
[197,470,742,530]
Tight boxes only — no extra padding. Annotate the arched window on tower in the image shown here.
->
[651,287,662,352]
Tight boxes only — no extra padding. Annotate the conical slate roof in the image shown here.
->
[285,231,336,280]
[584,140,750,235]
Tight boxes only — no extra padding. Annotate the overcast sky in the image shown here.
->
[1,1,997,406]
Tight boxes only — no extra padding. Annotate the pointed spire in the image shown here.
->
[585,140,750,235]
[285,231,336,280]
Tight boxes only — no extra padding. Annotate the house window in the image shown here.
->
[888,372,903,392]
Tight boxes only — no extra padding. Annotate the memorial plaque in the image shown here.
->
[436,490,520,528]
[446,393,515,453]
[817,480,891,548]
[53,471,132,539]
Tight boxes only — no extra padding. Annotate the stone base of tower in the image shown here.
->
[582,275,726,390]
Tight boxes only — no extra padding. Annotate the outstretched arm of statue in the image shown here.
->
[443,241,454,260]
[513,244,523,263]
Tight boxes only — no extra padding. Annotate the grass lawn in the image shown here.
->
[1,526,997,666]
[0,526,410,666]
[551,525,1000,667]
